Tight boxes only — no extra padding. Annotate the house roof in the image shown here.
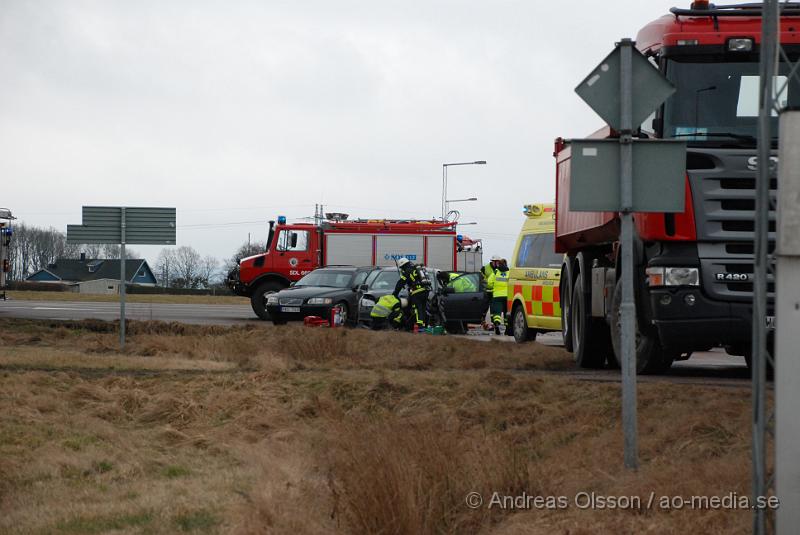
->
[26,259,152,283]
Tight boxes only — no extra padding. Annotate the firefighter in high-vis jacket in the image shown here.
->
[370,294,403,330]
[487,258,509,334]
[480,255,501,328]
[393,257,430,328]
[448,272,477,293]
[482,255,501,281]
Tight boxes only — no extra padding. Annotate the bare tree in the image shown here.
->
[155,248,176,288]
[7,223,81,281]
[172,246,202,289]
[79,244,103,258]
[197,256,219,288]
[225,240,266,274]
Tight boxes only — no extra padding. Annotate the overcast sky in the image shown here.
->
[1,0,684,268]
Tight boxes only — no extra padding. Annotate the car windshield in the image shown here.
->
[295,270,354,288]
[662,57,800,146]
[369,270,401,290]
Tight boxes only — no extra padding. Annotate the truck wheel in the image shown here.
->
[560,265,574,352]
[609,278,671,374]
[250,281,284,321]
[512,305,536,343]
[571,275,607,368]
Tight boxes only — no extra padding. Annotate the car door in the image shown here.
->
[275,229,315,278]
[347,269,372,311]
[442,272,488,322]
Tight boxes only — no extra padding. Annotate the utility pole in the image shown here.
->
[776,110,800,534]
[754,2,778,533]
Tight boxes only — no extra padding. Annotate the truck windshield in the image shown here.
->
[662,57,800,146]
[295,270,354,288]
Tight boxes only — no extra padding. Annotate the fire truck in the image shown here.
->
[0,208,14,300]
[227,214,483,319]
[556,1,795,373]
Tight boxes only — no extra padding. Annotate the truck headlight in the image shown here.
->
[307,297,333,305]
[267,296,279,305]
[360,297,375,308]
[646,267,700,287]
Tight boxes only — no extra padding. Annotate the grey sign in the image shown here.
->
[65,205,177,351]
[67,206,176,245]
[568,139,687,212]
[575,45,676,132]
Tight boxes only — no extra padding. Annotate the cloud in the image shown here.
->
[1,0,682,263]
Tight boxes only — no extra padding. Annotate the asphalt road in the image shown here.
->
[0,299,259,326]
[1,298,750,383]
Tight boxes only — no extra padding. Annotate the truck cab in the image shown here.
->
[230,219,321,320]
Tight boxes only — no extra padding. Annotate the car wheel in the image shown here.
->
[250,281,284,321]
[512,305,536,344]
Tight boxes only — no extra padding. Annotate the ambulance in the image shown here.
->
[507,203,563,343]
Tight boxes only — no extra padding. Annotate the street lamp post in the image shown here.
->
[442,161,486,220]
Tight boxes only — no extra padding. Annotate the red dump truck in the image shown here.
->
[556,1,795,372]
[226,215,483,319]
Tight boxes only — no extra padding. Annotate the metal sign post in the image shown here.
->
[67,206,176,349]
[571,39,682,470]
[120,207,126,349]
[618,38,638,471]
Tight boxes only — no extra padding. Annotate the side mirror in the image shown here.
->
[359,284,369,291]
[652,117,664,134]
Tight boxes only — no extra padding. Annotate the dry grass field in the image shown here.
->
[6,291,249,306]
[0,319,762,534]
